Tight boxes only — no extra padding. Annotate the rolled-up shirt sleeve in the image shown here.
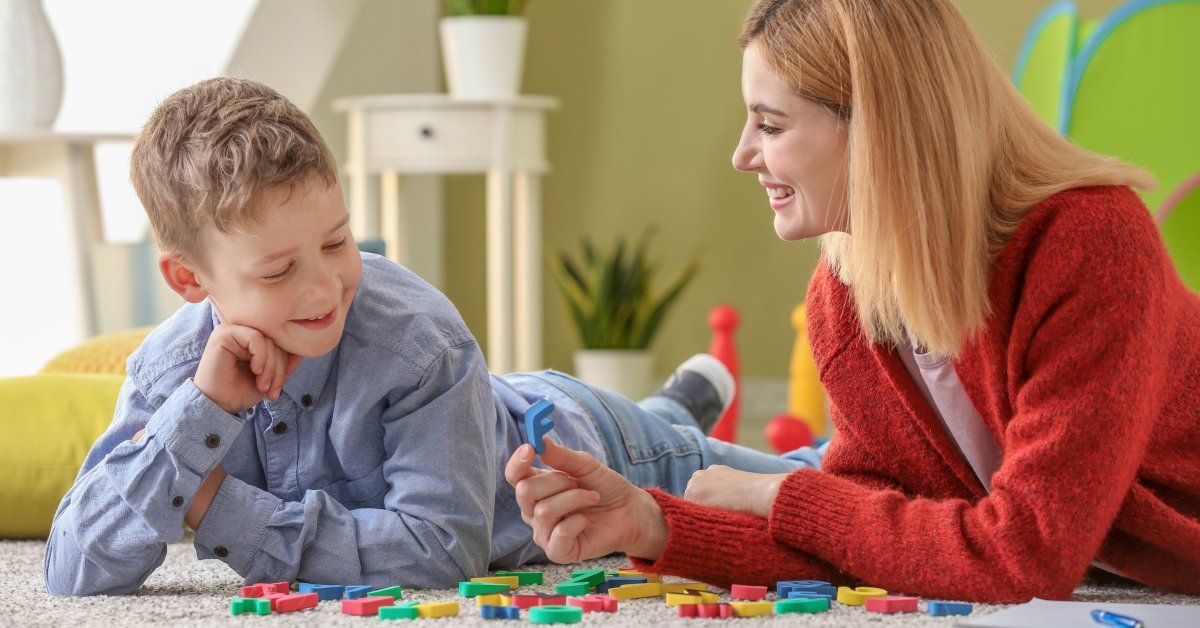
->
[45,377,243,596]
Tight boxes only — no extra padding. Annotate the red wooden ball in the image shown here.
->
[765,414,814,453]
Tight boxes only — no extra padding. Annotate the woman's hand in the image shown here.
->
[684,466,789,518]
[505,439,669,563]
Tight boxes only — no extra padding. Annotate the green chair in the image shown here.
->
[1016,0,1200,287]
[1158,173,1200,291]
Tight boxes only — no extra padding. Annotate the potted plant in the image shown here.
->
[439,0,532,99]
[549,232,699,399]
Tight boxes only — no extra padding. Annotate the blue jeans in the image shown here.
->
[507,370,825,496]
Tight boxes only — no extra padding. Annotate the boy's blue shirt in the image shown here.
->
[44,252,606,596]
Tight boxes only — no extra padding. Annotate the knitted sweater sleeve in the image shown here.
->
[627,489,845,588]
[766,194,1173,602]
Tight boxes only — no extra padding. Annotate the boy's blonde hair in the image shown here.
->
[131,77,339,263]
[741,0,1155,356]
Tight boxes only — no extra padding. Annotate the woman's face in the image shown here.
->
[733,43,850,240]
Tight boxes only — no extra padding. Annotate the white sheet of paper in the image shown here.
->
[958,598,1200,628]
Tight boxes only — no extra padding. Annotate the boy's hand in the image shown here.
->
[683,466,788,518]
[505,440,668,563]
[194,324,302,415]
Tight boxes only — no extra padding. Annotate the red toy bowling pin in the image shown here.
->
[707,305,740,442]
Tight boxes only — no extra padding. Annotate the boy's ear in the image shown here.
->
[159,252,209,303]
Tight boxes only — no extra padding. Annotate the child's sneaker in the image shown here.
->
[648,354,735,433]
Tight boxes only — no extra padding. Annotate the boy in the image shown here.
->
[44,78,816,596]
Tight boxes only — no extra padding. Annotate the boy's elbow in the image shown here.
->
[44,567,71,597]
[44,534,77,597]
[416,539,490,589]
[44,545,97,597]
[425,550,486,589]
[382,559,471,590]
[45,575,92,598]
[45,565,138,597]
[44,551,87,597]
[44,531,142,597]
[423,568,472,590]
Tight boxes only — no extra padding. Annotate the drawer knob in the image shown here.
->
[419,125,435,139]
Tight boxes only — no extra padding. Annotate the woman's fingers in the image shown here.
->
[514,470,579,523]
[683,466,788,517]
[539,439,604,481]
[530,488,599,548]
[684,465,728,502]
[544,512,590,564]
[683,474,702,501]
[504,444,541,487]
[507,440,609,492]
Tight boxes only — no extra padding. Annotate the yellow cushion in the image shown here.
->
[39,327,153,376]
[0,374,124,538]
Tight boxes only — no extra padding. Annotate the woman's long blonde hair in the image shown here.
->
[740,0,1154,356]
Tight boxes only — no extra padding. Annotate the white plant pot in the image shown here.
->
[573,350,655,401]
[0,0,63,129]
[439,16,527,100]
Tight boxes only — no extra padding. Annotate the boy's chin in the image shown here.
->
[279,328,342,359]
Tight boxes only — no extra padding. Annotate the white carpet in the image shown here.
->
[2,539,1196,627]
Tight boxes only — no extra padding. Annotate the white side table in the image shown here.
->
[0,131,135,337]
[333,94,558,374]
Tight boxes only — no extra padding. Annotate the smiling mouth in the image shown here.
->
[767,185,796,208]
[292,307,336,330]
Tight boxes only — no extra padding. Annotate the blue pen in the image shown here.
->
[1091,609,1144,628]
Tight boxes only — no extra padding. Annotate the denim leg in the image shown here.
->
[636,395,703,429]
[689,430,815,477]
[527,371,817,497]
[780,440,830,468]
[641,396,818,476]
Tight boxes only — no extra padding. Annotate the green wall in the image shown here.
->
[442,0,1127,378]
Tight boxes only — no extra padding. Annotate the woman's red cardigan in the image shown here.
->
[632,186,1200,602]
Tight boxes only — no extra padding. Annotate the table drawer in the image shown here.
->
[358,107,546,173]
[364,108,490,170]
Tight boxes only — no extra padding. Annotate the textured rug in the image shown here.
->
[2,539,1196,627]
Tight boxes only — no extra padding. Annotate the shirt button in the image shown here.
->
[214,546,229,558]
[301,394,313,407]
[204,434,221,449]
[171,496,184,507]
[272,422,288,435]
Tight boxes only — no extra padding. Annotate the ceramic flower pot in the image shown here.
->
[439,16,527,99]
[573,349,654,400]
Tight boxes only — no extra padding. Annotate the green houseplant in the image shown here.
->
[441,0,530,16]
[439,1,533,98]
[549,233,699,398]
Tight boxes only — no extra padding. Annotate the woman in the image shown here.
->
[504,0,1200,603]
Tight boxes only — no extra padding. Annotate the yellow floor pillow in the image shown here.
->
[0,374,124,538]
[39,327,153,376]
